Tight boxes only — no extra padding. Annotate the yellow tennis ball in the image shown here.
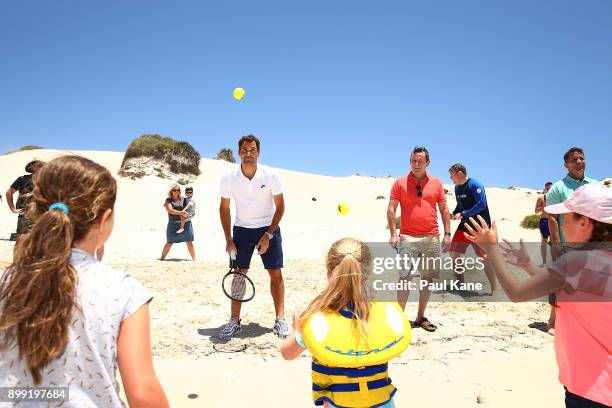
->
[233,87,245,100]
[337,203,350,215]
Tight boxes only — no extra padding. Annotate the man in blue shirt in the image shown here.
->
[449,163,497,294]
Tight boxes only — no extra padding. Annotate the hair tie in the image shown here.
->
[344,252,354,258]
[48,202,69,215]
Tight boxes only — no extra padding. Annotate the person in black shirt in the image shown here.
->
[6,160,45,256]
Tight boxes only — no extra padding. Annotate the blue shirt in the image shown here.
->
[453,178,491,232]
[546,174,599,242]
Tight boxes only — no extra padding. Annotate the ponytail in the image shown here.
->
[340,254,371,346]
[0,155,116,384]
[1,209,77,383]
[297,238,373,346]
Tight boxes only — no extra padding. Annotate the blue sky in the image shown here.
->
[1,1,610,188]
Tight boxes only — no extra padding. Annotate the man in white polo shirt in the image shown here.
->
[218,134,289,340]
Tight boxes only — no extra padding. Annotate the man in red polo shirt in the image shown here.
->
[387,146,451,332]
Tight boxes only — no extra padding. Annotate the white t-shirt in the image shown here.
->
[219,164,284,228]
[185,198,196,213]
[0,249,152,407]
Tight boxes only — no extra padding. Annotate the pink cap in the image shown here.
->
[545,184,611,224]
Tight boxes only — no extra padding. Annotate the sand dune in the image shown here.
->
[0,149,542,262]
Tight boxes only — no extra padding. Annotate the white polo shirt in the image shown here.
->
[220,164,284,228]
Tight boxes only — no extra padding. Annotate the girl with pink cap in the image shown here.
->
[465,184,611,408]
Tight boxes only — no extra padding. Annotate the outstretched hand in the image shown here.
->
[292,306,304,331]
[464,215,498,244]
[500,239,532,268]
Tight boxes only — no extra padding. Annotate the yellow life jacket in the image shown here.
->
[302,302,411,407]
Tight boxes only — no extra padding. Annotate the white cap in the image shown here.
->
[545,184,611,224]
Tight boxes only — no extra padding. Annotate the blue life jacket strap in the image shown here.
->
[312,362,388,378]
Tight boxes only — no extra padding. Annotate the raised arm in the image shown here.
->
[464,216,566,302]
[280,310,307,360]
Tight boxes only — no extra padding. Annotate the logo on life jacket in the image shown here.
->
[325,336,405,356]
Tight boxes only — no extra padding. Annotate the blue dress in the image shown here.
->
[164,197,194,243]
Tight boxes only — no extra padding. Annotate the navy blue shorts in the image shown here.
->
[539,218,550,238]
[233,226,283,270]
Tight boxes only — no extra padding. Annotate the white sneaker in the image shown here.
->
[219,318,241,341]
[273,318,290,339]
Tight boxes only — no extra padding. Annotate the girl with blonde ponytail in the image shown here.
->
[0,156,168,408]
[281,238,411,408]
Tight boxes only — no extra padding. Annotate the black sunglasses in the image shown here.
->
[172,189,180,192]
[416,185,422,198]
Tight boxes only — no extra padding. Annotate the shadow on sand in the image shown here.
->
[198,322,273,343]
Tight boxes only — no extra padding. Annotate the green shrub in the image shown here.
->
[122,135,175,161]
[177,178,191,185]
[520,214,540,229]
[166,141,201,175]
[120,134,201,176]
[129,170,147,180]
[3,145,44,155]
[216,148,235,163]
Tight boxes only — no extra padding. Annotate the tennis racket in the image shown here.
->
[221,250,255,302]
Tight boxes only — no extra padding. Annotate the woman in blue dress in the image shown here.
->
[160,184,196,261]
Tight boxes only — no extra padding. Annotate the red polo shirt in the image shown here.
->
[390,172,446,236]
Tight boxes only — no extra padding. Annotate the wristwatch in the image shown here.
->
[444,232,451,236]
[265,232,274,239]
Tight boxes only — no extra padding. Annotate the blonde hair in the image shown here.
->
[0,155,117,384]
[167,183,181,198]
[297,238,373,345]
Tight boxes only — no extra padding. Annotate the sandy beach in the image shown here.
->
[0,149,562,407]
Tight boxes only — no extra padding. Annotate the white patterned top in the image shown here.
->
[0,248,152,407]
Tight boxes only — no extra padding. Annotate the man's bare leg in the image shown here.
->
[416,276,432,321]
[268,268,285,319]
[398,275,412,311]
[540,238,548,265]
